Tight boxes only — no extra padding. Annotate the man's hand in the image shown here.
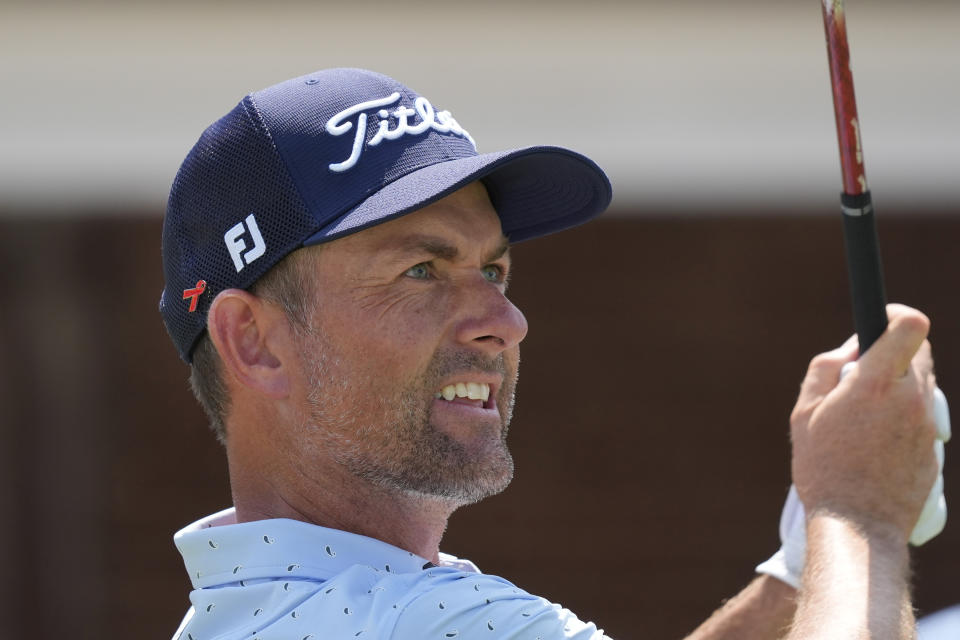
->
[756,342,950,588]
[783,304,939,640]
[790,304,939,543]
[688,305,942,640]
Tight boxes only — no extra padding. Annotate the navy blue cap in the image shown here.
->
[160,68,612,363]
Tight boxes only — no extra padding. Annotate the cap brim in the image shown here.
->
[303,146,612,246]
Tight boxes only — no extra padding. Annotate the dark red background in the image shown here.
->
[2,209,957,638]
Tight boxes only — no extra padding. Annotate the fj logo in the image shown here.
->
[224,213,266,272]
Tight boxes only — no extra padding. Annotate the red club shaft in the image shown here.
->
[822,0,867,195]
[822,0,888,353]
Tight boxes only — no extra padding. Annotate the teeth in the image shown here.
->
[467,382,490,400]
[438,382,490,403]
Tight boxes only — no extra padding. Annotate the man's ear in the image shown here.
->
[206,289,293,398]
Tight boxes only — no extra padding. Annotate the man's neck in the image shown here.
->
[228,449,458,565]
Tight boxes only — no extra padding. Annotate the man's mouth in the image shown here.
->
[434,382,492,409]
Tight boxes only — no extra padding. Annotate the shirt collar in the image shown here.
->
[175,507,432,589]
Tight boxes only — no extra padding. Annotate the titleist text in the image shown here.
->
[325,92,476,173]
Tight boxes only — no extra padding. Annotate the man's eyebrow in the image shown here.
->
[485,238,511,264]
[385,235,511,264]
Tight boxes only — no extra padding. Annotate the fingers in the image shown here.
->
[857,304,930,380]
[798,305,932,408]
[799,334,859,399]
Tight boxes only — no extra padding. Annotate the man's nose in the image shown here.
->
[453,278,528,354]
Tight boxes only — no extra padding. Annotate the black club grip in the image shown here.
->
[840,190,888,353]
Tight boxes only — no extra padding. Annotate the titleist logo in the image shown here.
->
[325,92,476,173]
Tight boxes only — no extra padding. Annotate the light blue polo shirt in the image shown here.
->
[172,508,610,640]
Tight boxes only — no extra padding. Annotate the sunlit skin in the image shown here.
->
[213,182,528,563]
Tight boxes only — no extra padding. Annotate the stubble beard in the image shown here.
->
[301,334,518,507]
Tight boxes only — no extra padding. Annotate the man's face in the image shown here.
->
[291,182,528,506]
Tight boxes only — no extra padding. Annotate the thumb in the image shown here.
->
[856,304,929,380]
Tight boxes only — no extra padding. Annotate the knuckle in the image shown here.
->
[790,406,803,426]
[807,352,837,375]
[790,396,818,427]
[808,353,827,370]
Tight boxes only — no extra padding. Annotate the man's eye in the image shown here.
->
[405,263,430,279]
[482,265,505,283]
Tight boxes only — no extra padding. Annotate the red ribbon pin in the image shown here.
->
[182,280,207,313]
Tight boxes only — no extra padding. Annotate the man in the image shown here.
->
[160,68,945,639]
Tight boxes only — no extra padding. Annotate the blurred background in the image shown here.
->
[1,0,957,637]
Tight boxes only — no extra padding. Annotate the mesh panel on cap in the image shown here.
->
[161,97,317,362]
